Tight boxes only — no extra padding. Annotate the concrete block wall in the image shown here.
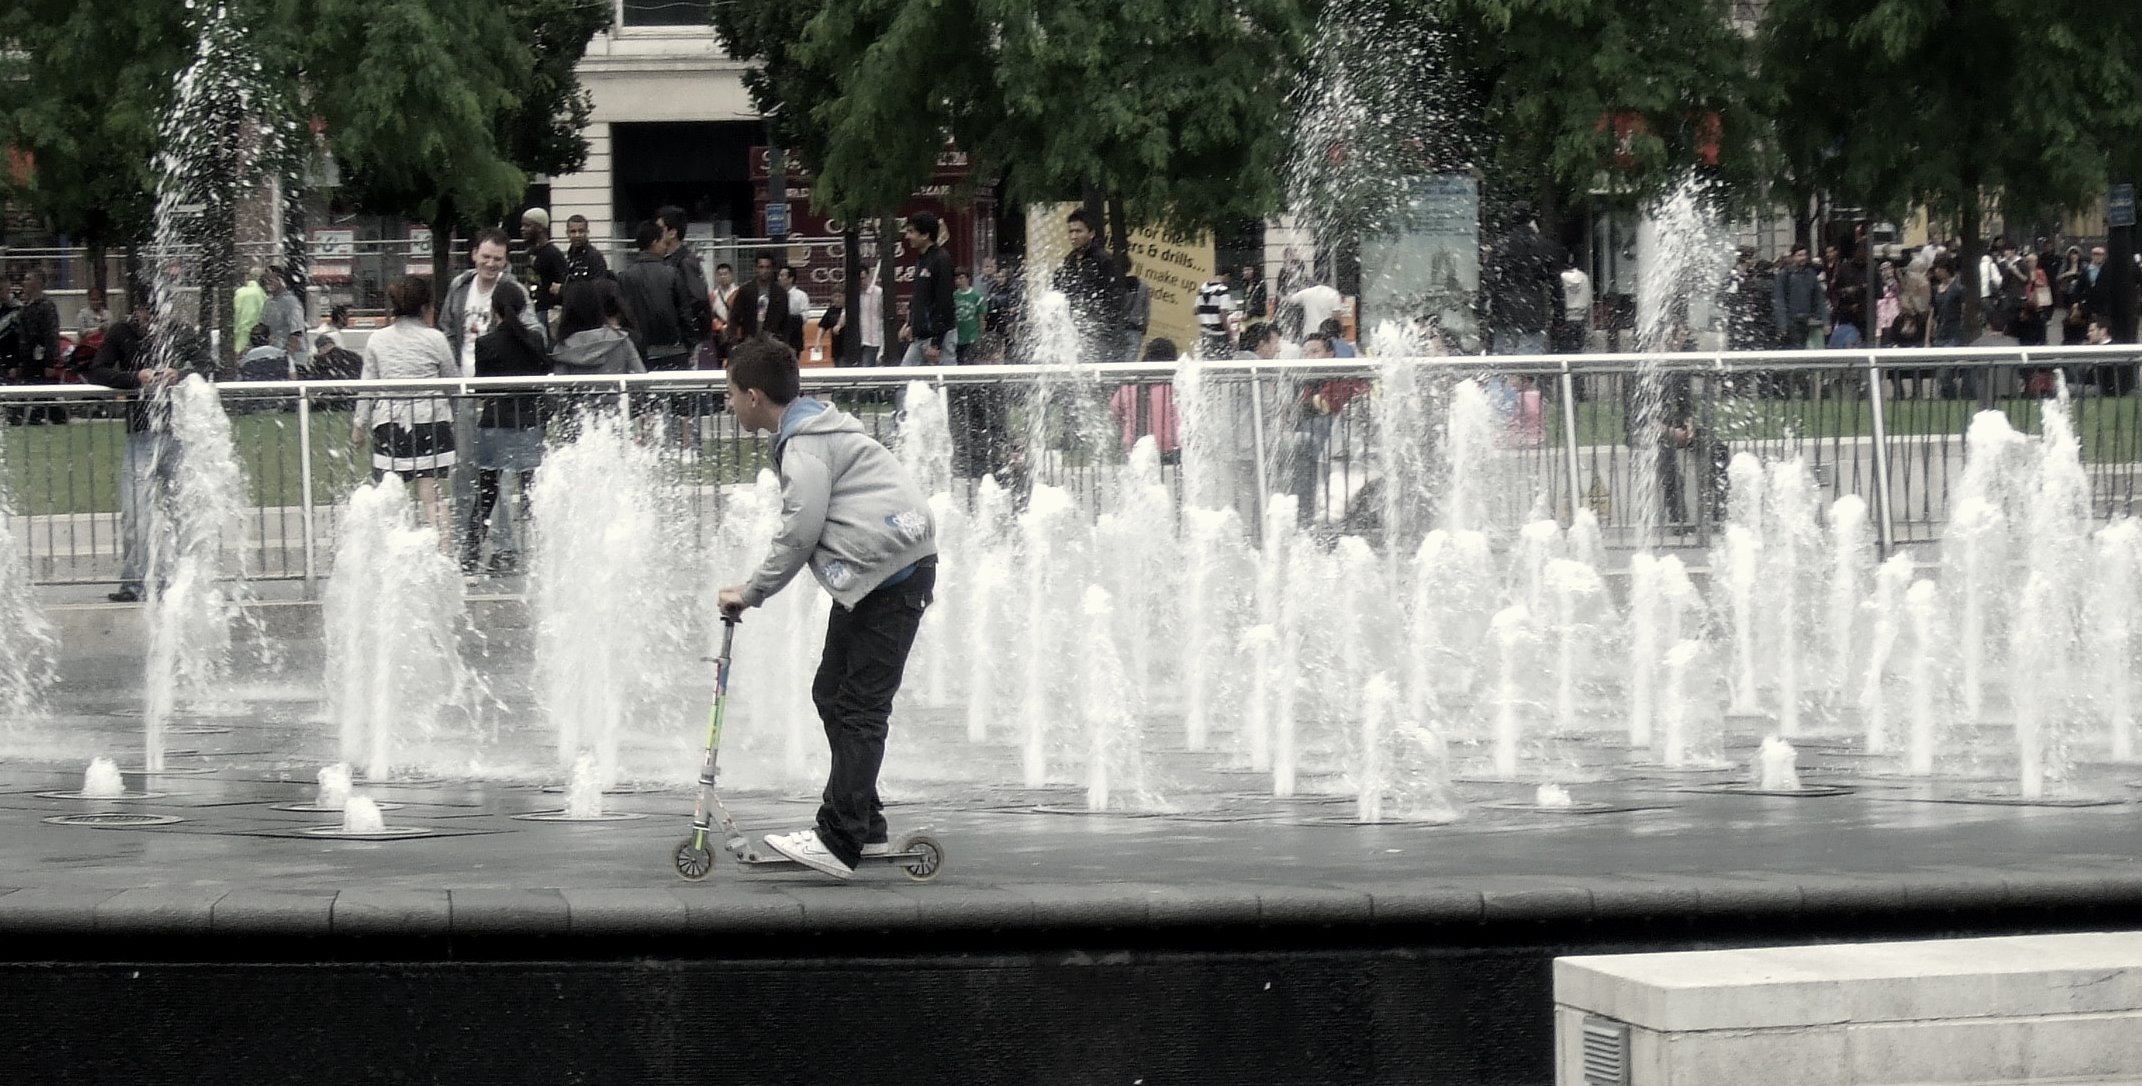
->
[1556,933,2142,1086]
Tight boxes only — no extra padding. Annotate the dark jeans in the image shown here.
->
[811,556,936,867]
[465,468,534,568]
[1659,435,1729,525]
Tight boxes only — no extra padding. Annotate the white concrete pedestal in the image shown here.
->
[1556,932,2142,1085]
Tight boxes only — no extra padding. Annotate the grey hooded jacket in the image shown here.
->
[740,402,937,610]
[551,327,645,374]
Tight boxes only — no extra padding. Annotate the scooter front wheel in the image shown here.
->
[673,837,715,882]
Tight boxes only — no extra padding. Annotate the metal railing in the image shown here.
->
[4,345,2140,588]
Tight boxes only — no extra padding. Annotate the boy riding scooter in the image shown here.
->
[716,336,938,880]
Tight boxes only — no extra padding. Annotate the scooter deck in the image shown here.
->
[733,847,933,869]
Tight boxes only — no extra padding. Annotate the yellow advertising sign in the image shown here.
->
[1125,228,1212,357]
[1025,203,1214,357]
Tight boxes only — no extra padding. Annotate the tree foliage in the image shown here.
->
[0,0,606,298]
[968,0,1309,239]
[312,0,609,238]
[0,0,195,260]
[1759,0,2128,234]
[721,0,1308,241]
[1435,0,1767,217]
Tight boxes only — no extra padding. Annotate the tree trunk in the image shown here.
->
[879,213,900,361]
[87,240,109,295]
[1791,185,1815,250]
[842,225,862,365]
[1959,184,1983,340]
[430,198,457,316]
[283,180,309,316]
[1105,191,1129,261]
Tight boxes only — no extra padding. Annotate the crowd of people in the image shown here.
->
[8,202,2141,602]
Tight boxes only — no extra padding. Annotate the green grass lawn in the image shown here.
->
[9,388,2140,518]
[1565,394,2142,454]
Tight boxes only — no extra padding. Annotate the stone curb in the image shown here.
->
[0,872,2131,941]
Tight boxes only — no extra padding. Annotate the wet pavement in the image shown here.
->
[6,695,2142,937]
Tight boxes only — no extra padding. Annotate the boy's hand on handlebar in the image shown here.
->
[717,585,752,619]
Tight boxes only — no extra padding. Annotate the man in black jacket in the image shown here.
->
[80,295,207,602]
[615,218,699,370]
[656,205,713,352]
[728,251,790,346]
[899,211,956,365]
[520,208,570,333]
[1053,207,1122,363]
[1485,202,1562,354]
[6,270,66,423]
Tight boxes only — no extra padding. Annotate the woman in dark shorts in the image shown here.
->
[351,275,458,543]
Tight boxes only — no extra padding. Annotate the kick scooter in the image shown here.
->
[672,615,946,882]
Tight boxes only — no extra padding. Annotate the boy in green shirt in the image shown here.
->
[952,269,985,362]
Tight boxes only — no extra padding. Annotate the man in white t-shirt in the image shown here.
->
[440,230,517,376]
[1286,281,1342,340]
[858,267,884,366]
[1555,262,1592,353]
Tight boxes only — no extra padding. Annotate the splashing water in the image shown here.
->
[314,764,352,810]
[340,795,386,835]
[564,751,604,819]
[325,480,469,781]
[1903,579,1941,777]
[1828,495,1873,704]
[1081,585,1149,811]
[1860,555,1916,755]
[1180,506,1244,752]
[0,437,56,721]
[2092,521,2141,763]
[1628,174,1732,543]
[532,412,687,790]
[143,377,254,773]
[1489,605,1531,779]
[1660,640,1706,767]
[81,758,126,799]
[1755,736,1800,791]
[964,477,1016,744]
[1018,485,1080,788]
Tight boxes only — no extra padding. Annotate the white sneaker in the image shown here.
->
[793,827,890,857]
[763,830,854,881]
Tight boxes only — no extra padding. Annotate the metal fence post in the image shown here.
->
[1247,368,1270,533]
[296,388,318,594]
[1864,353,1897,556]
[1558,360,1583,524]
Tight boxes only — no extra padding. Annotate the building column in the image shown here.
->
[549,124,615,243]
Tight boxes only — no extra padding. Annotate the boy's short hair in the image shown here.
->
[728,335,801,404]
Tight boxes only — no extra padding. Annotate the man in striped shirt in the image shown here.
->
[1195,269,1237,357]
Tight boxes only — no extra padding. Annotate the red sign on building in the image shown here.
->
[748,147,996,309]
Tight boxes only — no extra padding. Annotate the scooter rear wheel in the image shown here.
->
[899,834,945,882]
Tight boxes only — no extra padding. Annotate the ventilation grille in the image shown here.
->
[1582,1015,1629,1086]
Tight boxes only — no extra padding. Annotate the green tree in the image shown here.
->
[752,0,1307,253]
[304,0,609,298]
[0,0,195,290]
[966,0,1310,249]
[1759,0,2138,297]
[1437,0,1767,223]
